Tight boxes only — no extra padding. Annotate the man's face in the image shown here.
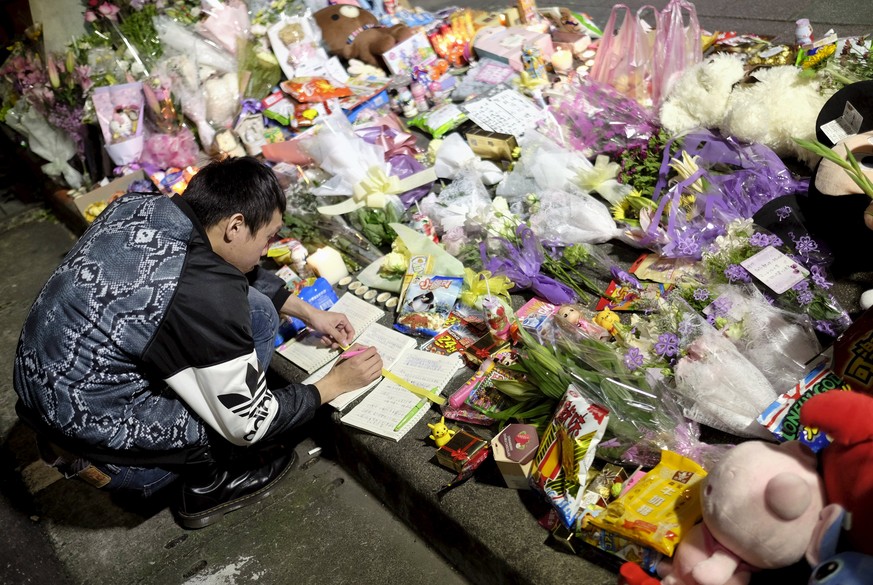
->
[226,209,283,274]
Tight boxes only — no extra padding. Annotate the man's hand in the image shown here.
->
[307,309,355,348]
[314,345,383,404]
[280,296,355,348]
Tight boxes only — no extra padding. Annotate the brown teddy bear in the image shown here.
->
[313,5,413,67]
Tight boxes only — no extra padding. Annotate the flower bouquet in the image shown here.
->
[676,218,851,338]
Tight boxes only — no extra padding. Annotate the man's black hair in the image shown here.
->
[183,156,286,234]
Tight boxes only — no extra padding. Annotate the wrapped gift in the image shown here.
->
[472,26,554,72]
[436,429,490,473]
[491,424,539,489]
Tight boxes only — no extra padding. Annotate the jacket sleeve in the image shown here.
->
[144,247,316,446]
[247,266,291,313]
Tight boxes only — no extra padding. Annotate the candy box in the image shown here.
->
[832,307,873,394]
[491,424,539,489]
[511,297,558,341]
[436,429,490,474]
[472,26,554,72]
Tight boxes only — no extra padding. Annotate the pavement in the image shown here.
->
[2,2,873,585]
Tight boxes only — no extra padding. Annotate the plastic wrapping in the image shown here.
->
[4,101,83,188]
[542,76,657,157]
[198,0,251,55]
[433,133,504,186]
[699,284,822,393]
[92,82,145,166]
[672,323,778,439]
[528,187,623,245]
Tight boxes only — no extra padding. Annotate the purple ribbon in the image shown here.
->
[387,154,433,207]
[481,224,576,305]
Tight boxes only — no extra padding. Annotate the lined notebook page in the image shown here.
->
[340,350,462,441]
[276,293,384,374]
[303,324,418,411]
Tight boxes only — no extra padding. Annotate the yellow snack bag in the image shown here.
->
[587,450,706,556]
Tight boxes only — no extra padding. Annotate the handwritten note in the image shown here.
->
[740,245,809,294]
[276,293,384,373]
[340,350,461,441]
[304,324,418,411]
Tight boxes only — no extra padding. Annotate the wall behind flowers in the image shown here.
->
[29,0,86,53]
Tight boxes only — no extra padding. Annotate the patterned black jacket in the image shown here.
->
[14,193,319,458]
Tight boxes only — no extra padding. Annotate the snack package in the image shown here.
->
[587,450,706,556]
[407,103,468,138]
[420,321,482,356]
[395,275,463,337]
[530,385,609,528]
[757,358,849,452]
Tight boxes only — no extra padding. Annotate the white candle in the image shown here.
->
[306,246,348,285]
[551,48,573,73]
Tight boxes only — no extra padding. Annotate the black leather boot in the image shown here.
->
[175,447,297,529]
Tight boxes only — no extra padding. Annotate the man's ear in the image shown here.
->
[223,213,247,242]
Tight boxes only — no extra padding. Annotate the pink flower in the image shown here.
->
[74,65,93,93]
[84,10,98,22]
[97,3,120,20]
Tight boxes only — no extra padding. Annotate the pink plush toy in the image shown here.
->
[657,441,826,585]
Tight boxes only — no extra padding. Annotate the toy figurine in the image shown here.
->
[428,416,456,447]
[594,308,621,337]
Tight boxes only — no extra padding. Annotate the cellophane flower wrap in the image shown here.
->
[678,218,851,338]
[92,81,145,165]
[680,283,822,393]
[541,76,657,157]
[496,131,623,244]
[634,130,809,259]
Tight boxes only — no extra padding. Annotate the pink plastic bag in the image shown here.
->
[654,0,702,105]
[589,4,659,108]
[591,0,701,108]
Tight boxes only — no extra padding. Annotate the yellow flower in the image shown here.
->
[460,268,513,309]
[669,151,706,194]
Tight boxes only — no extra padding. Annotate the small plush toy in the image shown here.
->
[806,504,873,585]
[657,441,826,585]
[313,5,413,67]
[427,416,455,448]
[800,390,873,557]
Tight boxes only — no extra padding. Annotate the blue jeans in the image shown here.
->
[93,286,280,497]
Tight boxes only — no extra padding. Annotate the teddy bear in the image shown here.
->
[657,440,826,585]
[313,5,413,67]
[800,390,873,558]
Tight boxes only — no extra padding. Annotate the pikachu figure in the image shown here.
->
[427,416,456,448]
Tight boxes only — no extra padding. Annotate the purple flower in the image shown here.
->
[481,223,576,305]
[792,280,810,292]
[611,266,641,289]
[677,318,695,337]
[767,234,784,247]
[776,206,792,221]
[815,319,836,337]
[710,296,732,318]
[810,266,832,290]
[793,235,819,257]
[240,98,264,115]
[673,232,701,258]
[724,264,751,283]
[797,290,814,306]
[654,332,680,358]
[692,288,710,302]
[749,232,770,247]
[624,347,644,371]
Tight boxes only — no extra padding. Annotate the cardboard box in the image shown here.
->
[473,26,554,71]
[491,423,539,489]
[72,170,146,221]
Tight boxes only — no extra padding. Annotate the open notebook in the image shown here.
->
[303,323,418,411]
[340,350,461,441]
[276,293,384,374]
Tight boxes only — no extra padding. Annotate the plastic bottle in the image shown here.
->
[410,82,430,112]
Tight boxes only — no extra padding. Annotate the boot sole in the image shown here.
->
[175,452,296,529]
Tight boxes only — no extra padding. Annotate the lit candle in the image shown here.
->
[551,48,573,74]
[306,246,348,285]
